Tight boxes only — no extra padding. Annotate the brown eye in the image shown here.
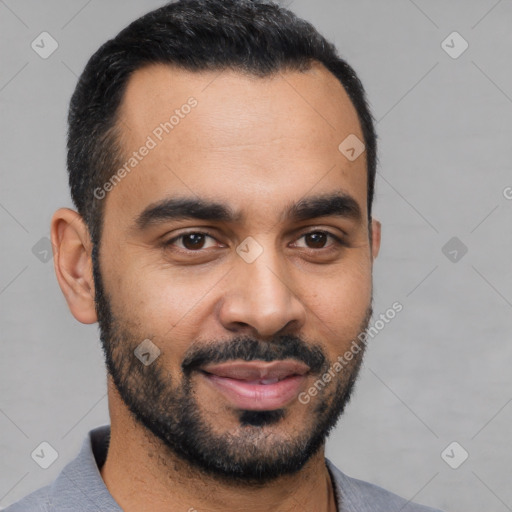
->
[183,233,207,250]
[304,232,328,249]
[165,232,217,251]
[294,230,342,250]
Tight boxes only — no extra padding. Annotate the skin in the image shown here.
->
[51,62,381,512]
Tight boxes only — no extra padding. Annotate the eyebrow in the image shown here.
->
[133,191,363,231]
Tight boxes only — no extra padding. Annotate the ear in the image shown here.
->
[51,208,97,324]
[370,218,381,261]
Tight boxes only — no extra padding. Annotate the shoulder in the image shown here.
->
[2,484,52,512]
[326,459,444,512]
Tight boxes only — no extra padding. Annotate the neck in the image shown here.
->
[100,379,338,512]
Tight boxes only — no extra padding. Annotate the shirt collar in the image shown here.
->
[49,424,122,511]
[50,425,346,511]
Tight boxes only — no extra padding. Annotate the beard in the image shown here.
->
[92,244,372,485]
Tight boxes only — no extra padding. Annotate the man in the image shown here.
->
[5,0,444,511]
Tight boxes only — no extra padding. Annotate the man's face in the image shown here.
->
[93,63,379,482]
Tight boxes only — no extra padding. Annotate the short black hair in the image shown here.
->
[67,0,378,246]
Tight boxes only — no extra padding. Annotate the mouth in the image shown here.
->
[199,360,309,411]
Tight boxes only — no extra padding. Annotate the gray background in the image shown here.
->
[1,1,511,511]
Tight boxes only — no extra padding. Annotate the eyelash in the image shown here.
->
[163,229,346,254]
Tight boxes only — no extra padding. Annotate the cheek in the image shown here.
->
[104,258,219,351]
[304,260,372,341]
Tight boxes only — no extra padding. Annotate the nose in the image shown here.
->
[217,241,307,339]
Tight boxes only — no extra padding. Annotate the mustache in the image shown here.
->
[181,334,326,376]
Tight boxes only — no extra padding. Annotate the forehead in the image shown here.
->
[105,62,367,229]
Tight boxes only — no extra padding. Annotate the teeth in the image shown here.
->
[259,378,279,385]
[242,378,280,385]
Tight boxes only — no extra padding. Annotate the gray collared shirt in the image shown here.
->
[4,425,443,512]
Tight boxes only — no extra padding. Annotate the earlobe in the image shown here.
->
[51,208,98,324]
[371,218,381,260]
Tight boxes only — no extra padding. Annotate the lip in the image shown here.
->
[200,360,309,411]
